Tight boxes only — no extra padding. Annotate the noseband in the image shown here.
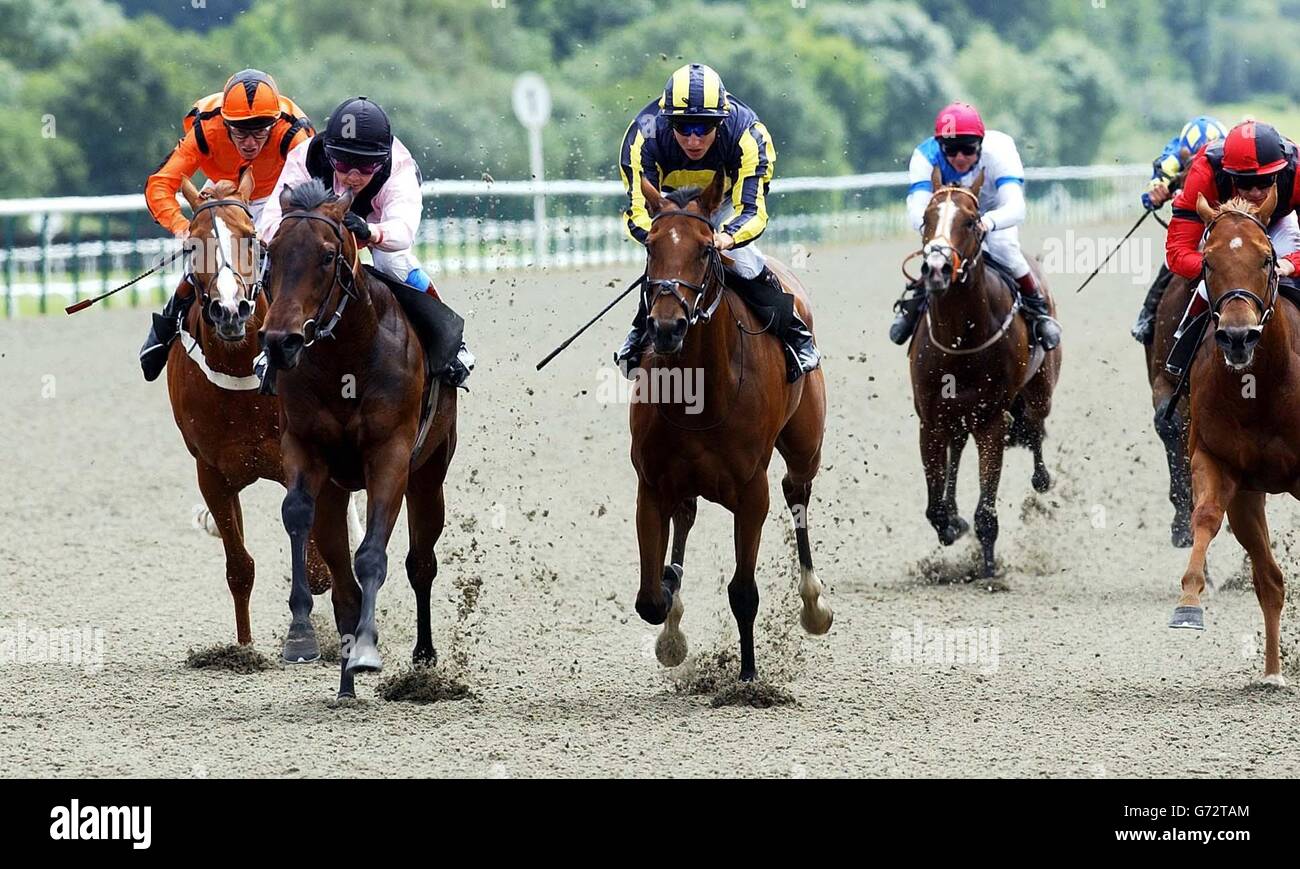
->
[1202,209,1279,334]
[187,198,266,316]
[644,210,726,326]
[275,211,360,347]
[904,186,987,285]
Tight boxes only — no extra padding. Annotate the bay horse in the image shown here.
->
[629,175,832,683]
[908,168,1061,578]
[259,179,458,699]
[166,174,333,649]
[1168,188,1296,687]
[1145,271,1195,547]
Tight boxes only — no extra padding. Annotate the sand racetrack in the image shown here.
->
[3,224,1298,778]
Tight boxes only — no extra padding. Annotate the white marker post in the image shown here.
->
[512,73,552,267]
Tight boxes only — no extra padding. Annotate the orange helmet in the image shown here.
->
[220,69,282,130]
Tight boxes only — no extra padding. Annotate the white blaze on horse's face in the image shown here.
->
[211,214,242,312]
[924,199,961,278]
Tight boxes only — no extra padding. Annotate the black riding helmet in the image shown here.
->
[323,96,393,160]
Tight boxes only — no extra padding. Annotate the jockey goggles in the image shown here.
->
[1233,172,1278,191]
[941,138,982,158]
[672,119,720,138]
[327,149,386,175]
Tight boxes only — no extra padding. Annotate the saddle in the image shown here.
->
[363,265,464,461]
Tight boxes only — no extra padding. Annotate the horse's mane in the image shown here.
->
[664,186,704,209]
[285,178,338,212]
[1217,196,1261,218]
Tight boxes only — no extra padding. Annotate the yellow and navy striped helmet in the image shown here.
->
[659,63,730,119]
[1179,116,1227,156]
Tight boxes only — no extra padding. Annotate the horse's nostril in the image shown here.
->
[237,299,252,319]
[673,318,688,336]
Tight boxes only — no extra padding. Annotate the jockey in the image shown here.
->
[139,69,314,381]
[1163,120,1300,375]
[889,102,1061,351]
[616,62,820,382]
[1131,115,1227,344]
[257,95,474,387]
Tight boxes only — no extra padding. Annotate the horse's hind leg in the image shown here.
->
[1154,394,1193,547]
[312,484,359,697]
[730,474,769,682]
[195,462,255,646]
[1225,492,1286,685]
[972,417,1009,579]
[404,441,453,667]
[655,497,696,667]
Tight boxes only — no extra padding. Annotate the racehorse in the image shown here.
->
[259,179,459,698]
[1169,189,1297,687]
[908,168,1061,578]
[1145,271,1195,547]
[629,175,832,683]
[165,174,333,649]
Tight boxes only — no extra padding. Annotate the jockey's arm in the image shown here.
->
[255,139,312,243]
[146,133,204,237]
[1164,158,1216,279]
[722,121,776,247]
[905,146,933,232]
[619,120,658,245]
[978,133,1026,232]
[365,153,422,251]
[979,179,1025,233]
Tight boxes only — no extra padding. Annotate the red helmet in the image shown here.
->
[1222,121,1288,176]
[934,102,985,139]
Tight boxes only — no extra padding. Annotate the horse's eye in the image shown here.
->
[322,249,336,266]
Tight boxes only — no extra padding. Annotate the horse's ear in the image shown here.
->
[930,165,942,193]
[279,184,297,213]
[332,189,355,220]
[641,177,664,217]
[1195,192,1216,224]
[181,178,202,212]
[699,171,726,215]
[1257,183,1278,225]
[237,167,255,203]
[969,168,985,199]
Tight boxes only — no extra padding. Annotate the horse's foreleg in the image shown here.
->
[943,431,971,541]
[730,474,769,682]
[634,482,673,626]
[1170,449,1237,631]
[782,473,833,636]
[973,418,1009,579]
[281,436,329,663]
[921,421,957,545]
[1225,492,1286,685]
[312,484,360,697]
[195,462,255,646]
[348,440,413,674]
[1154,394,1193,547]
[654,497,697,667]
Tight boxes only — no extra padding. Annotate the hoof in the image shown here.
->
[282,624,320,664]
[937,517,968,546]
[1032,468,1051,493]
[336,689,356,701]
[1168,605,1205,631]
[412,645,438,667]
[346,635,383,674]
[739,667,757,683]
[635,588,672,625]
[1258,673,1289,690]
[655,583,688,667]
[800,600,834,635]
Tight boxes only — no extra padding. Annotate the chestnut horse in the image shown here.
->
[1168,189,1296,687]
[1145,272,1195,547]
[165,175,332,648]
[629,175,832,683]
[259,179,458,699]
[909,170,1061,578]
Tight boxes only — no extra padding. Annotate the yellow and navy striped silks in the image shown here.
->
[619,95,775,247]
[658,63,730,118]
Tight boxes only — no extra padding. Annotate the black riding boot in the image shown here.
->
[889,280,927,345]
[139,289,195,382]
[1015,275,1061,351]
[728,266,820,382]
[615,297,649,380]
[1132,265,1174,345]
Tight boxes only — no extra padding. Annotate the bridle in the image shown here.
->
[274,211,361,347]
[186,198,266,321]
[1202,208,1279,335]
[902,185,987,287]
[643,210,727,327]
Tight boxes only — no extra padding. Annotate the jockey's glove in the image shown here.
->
[343,212,372,242]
